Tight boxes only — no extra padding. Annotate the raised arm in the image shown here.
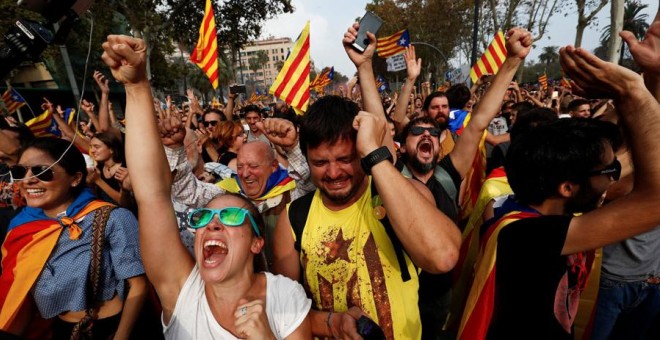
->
[224,92,237,121]
[449,28,532,178]
[560,45,660,254]
[342,23,396,158]
[391,46,421,132]
[622,20,660,100]
[101,35,193,316]
[355,109,461,273]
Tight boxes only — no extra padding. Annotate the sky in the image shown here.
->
[262,0,658,78]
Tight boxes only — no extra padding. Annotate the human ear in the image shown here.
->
[251,237,265,254]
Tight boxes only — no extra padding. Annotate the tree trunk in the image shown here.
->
[574,20,586,47]
[607,0,625,64]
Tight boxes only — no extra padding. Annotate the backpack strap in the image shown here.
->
[70,205,115,340]
[371,181,412,282]
[288,184,412,283]
[288,190,315,253]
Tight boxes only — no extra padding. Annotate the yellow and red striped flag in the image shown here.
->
[270,21,310,115]
[560,77,572,89]
[469,31,507,84]
[1,88,26,114]
[190,0,220,89]
[376,29,410,58]
[538,73,548,90]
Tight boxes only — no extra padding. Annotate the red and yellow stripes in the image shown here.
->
[0,201,111,330]
[470,31,507,84]
[270,21,310,115]
[190,0,220,89]
[458,211,539,340]
[376,29,408,58]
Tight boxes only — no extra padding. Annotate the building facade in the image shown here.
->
[235,37,293,88]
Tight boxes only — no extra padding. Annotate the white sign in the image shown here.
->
[446,64,470,85]
[386,54,407,72]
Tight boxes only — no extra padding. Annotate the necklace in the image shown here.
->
[103,163,119,178]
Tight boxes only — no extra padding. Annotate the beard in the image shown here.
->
[565,184,606,215]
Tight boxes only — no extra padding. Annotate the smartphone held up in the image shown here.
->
[352,11,383,52]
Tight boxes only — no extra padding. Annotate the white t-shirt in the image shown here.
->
[163,266,311,339]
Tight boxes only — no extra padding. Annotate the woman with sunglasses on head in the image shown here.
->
[103,35,311,339]
[0,137,147,339]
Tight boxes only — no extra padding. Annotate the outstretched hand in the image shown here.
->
[505,27,533,60]
[622,22,660,76]
[404,45,422,81]
[93,70,110,94]
[559,45,644,99]
[101,35,148,86]
[343,22,377,69]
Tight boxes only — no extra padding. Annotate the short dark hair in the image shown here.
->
[568,98,590,112]
[400,116,440,145]
[22,137,87,196]
[299,96,359,155]
[509,107,559,141]
[243,105,262,117]
[422,91,447,112]
[510,101,534,115]
[446,84,471,110]
[505,118,621,205]
[3,123,35,151]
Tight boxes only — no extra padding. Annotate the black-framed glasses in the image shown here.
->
[9,165,56,182]
[588,158,621,181]
[410,126,440,137]
[187,207,261,236]
[202,120,219,128]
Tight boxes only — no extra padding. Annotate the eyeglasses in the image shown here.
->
[202,120,219,128]
[410,126,440,137]
[9,165,56,182]
[187,207,261,236]
[588,158,621,181]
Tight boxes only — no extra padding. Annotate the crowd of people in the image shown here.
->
[0,8,659,340]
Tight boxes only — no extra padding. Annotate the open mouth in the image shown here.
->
[418,139,434,157]
[203,239,228,265]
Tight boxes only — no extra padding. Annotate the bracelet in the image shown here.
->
[327,311,335,338]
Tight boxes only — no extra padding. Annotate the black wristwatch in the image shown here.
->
[361,146,393,175]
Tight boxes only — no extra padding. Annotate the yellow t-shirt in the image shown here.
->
[298,178,421,339]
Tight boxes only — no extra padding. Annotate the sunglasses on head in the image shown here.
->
[588,158,621,181]
[187,207,261,236]
[410,126,440,137]
[202,120,219,128]
[9,165,56,182]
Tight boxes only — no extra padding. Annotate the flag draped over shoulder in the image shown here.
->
[377,29,409,58]
[190,0,220,89]
[470,31,507,84]
[270,21,310,115]
[1,88,26,114]
[458,210,539,340]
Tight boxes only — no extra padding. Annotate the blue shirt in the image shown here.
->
[31,207,144,318]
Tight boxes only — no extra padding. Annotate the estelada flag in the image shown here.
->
[190,0,220,89]
[376,29,410,58]
[270,21,310,115]
[25,110,57,137]
[470,31,507,84]
[1,88,26,114]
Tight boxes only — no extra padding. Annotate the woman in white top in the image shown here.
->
[101,35,311,339]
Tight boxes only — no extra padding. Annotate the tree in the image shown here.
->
[538,46,559,64]
[573,0,609,47]
[367,0,472,85]
[248,50,269,87]
[601,0,649,63]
